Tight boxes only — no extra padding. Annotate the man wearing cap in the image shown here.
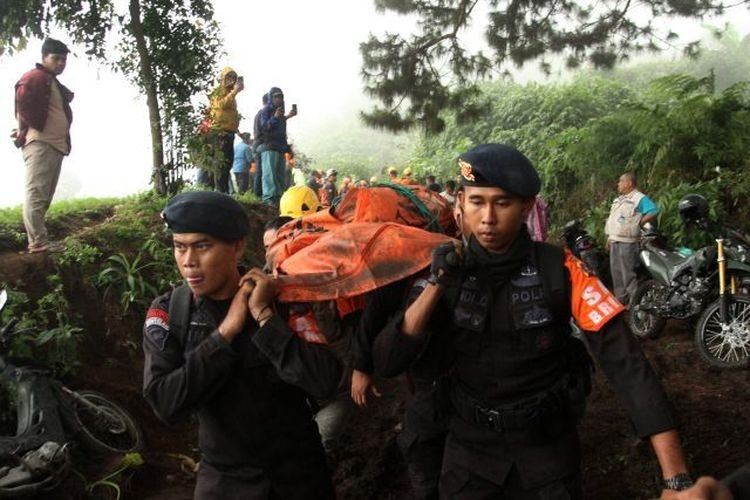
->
[374,144,692,498]
[142,191,339,499]
[259,87,297,205]
[13,38,73,253]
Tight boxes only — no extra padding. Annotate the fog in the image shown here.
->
[1,1,748,208]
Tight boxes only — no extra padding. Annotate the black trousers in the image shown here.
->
[252,152,263,197]
[439,416,582,500]
[397,391,448,500]
[216,132,234,193]
[193,454,335,500]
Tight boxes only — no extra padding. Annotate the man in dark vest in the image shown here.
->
[374,144,693,498]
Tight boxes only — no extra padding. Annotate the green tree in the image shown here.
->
[0,0,222,194]
[360,0,750,133]
[406,68,750,238]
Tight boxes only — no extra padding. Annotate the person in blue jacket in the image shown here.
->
[259,87,297,205]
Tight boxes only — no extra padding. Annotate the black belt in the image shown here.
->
[450,379,567,433]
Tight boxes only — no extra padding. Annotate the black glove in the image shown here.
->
[428,242,462,286]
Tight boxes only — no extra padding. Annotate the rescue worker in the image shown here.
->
[400,167,418,185]
[267,190,358,455]
[279,185,320,220]
[374,144,692,498]
[142,191,339,499]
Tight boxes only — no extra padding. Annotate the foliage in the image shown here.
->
[407,68,750,246]
[0,281,83,376]
[53,238,103,267]
[87,452,144,499]
[603,28,750,93]
[95,233,180,314]
[409,76,635,181]
[0,0,113,57]
[116,0,223,193]
[0,0,223,194]
[184,127,231,185]
[360,0,750,132]
[0,197,118,231]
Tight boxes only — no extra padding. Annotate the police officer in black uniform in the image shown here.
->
[374,144,693,499]
[142,191,340,500]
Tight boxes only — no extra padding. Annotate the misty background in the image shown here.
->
[1,1,748,208]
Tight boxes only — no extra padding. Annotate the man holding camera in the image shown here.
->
[374,144,692,498]
[259,87,297,205]
[142,191,339,499]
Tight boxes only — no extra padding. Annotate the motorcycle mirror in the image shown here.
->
[0,290,6,313]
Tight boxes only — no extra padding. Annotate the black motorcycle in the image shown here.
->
[0,289,143,497]
[628,195,750,369]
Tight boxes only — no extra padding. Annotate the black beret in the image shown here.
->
[162,191,249,241]
[457,144,541,198]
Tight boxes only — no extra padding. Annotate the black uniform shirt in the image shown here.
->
[374,248,676,439]
[142,290,341,470]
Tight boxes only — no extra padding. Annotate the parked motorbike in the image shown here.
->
[0,289,143,497]
[628,194,750,369]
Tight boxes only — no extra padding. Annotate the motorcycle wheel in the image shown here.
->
[70,391,143,455]
[694,294,750,369]
[628,280,667,339]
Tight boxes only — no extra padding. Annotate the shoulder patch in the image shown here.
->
[564,253,624,332]
[146,308,169,330]
[145,308,170,350]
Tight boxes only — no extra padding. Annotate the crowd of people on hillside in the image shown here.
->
[12,42,747,500]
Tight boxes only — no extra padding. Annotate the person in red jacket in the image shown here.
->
[13,38,74,253]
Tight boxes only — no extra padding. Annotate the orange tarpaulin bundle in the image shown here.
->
[272,222,453,302]
[268,185,456,303]
[334,185,455,233]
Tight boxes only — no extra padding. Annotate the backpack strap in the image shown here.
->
[168,284,193,341]
[533,242,569,324]
[534,242,595,397]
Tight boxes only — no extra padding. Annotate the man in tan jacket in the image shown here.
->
[605,172,659,304]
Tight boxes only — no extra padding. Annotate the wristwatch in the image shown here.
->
[663,473,694,491]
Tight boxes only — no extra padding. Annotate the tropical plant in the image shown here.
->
[1,279,83,375]
[95,234,179,313]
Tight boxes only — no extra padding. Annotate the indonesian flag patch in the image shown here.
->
[145,308,170,350]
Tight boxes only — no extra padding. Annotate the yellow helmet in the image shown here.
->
[279,185,321,218]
